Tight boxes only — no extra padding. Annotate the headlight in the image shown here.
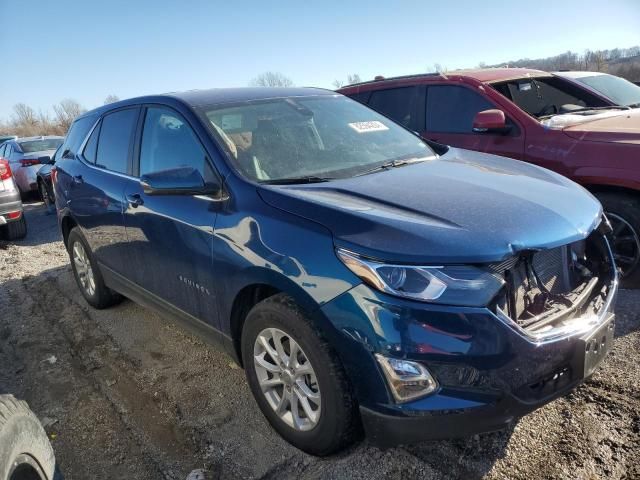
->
[336,248,504,306]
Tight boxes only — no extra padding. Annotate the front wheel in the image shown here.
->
[242,294,360,455]
[596,192,640,288]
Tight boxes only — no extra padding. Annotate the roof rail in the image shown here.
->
[345,72,442,88]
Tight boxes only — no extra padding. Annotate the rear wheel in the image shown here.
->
[0,395,56,480]
[596,192,640,288]
[38,180,52,208]
[4,215,27,240]
[242,294,360,455]
[67,227,122,309]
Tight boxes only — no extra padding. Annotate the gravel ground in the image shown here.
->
[1,202,639,480]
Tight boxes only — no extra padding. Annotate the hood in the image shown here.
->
[543,109,640,144]
[258,148,602,264]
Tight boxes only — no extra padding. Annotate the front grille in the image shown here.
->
[492,230,613,332]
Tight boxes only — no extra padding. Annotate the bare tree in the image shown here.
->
[53,99,85,132]
[104,94,120,105]
[347,74,361,85]
[249,71,294,87]
[12,103,38,128]
[332,79,344,89]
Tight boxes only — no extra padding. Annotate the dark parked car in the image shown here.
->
[0,136,63,198]
[54,88,617,455]
[0,156,26,239]
[338,69,640,286]
[37,145,62,210]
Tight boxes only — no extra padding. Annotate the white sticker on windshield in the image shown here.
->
[348,121,389,133]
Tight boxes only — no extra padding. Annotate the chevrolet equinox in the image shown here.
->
[54,88,617,455]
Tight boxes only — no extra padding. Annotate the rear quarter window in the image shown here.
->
[62,115,98,159]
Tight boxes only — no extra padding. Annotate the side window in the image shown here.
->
[0,144,6,158]
[367,87,418,128]
[139,106,210,178]
[82,121,100,164]
[61,115,97,159]
[426,85,495,133]
[96,108,138,173]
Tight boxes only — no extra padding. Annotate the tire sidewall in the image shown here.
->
[242,300,349,454]
[0,397,55,480]
[67,228,110,307]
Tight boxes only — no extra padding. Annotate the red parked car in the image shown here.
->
[339,68,640,286]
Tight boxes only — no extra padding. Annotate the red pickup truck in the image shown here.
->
[339,69,640,286]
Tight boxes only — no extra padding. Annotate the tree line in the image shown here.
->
[0,95,120,138]
[479,46,640,80]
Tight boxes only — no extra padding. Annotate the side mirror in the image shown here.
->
[38,155,54,165]
[472,109,511,134]
[140,167,221,196]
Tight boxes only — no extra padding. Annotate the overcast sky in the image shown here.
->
[1,0,639,119]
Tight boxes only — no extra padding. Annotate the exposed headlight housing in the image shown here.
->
[336,248,504,306]
[375,354,438,402]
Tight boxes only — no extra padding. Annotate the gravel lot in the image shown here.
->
[1,202,639,480]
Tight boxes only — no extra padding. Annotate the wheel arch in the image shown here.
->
[226,267,344,367]
[60,214,78,248]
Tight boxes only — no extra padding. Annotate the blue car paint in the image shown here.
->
[54,87,615,446]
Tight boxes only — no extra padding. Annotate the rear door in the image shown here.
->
[422,84,525,160]
[67,107,140,276]
[123,105,220,326]
[366,86,424,132]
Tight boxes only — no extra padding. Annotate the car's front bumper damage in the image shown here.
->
[321,229,618,447]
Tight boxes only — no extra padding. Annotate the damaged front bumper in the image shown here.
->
[321,227,618,447]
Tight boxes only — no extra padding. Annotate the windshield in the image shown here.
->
[573,74,640,107]
[19,138,63,153]
[204,95,434,183]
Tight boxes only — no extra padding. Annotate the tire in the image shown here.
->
[0,395,56,480]
[596,192,640,288]
[39,180,51,208]
[67,227,122,309]
[5,215,27,240]
[241,293,360,455]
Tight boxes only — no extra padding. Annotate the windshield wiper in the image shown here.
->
[355,156,429,177]
[261,176,334,185]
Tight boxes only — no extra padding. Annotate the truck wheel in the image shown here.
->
[5,215,27,240]
[0,395,56,480]
[597,192,640,288]
[242,293,360,456]
[67,227,122,309]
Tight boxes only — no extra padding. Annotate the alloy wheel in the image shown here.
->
[253,327,321,431]
[607,212,640,278]
[72,241,96,296]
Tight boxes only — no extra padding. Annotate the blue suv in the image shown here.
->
[54,88,617,455]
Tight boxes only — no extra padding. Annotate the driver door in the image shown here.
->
[123,105,220,327]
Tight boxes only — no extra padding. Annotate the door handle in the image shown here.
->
[126,193,144,208]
